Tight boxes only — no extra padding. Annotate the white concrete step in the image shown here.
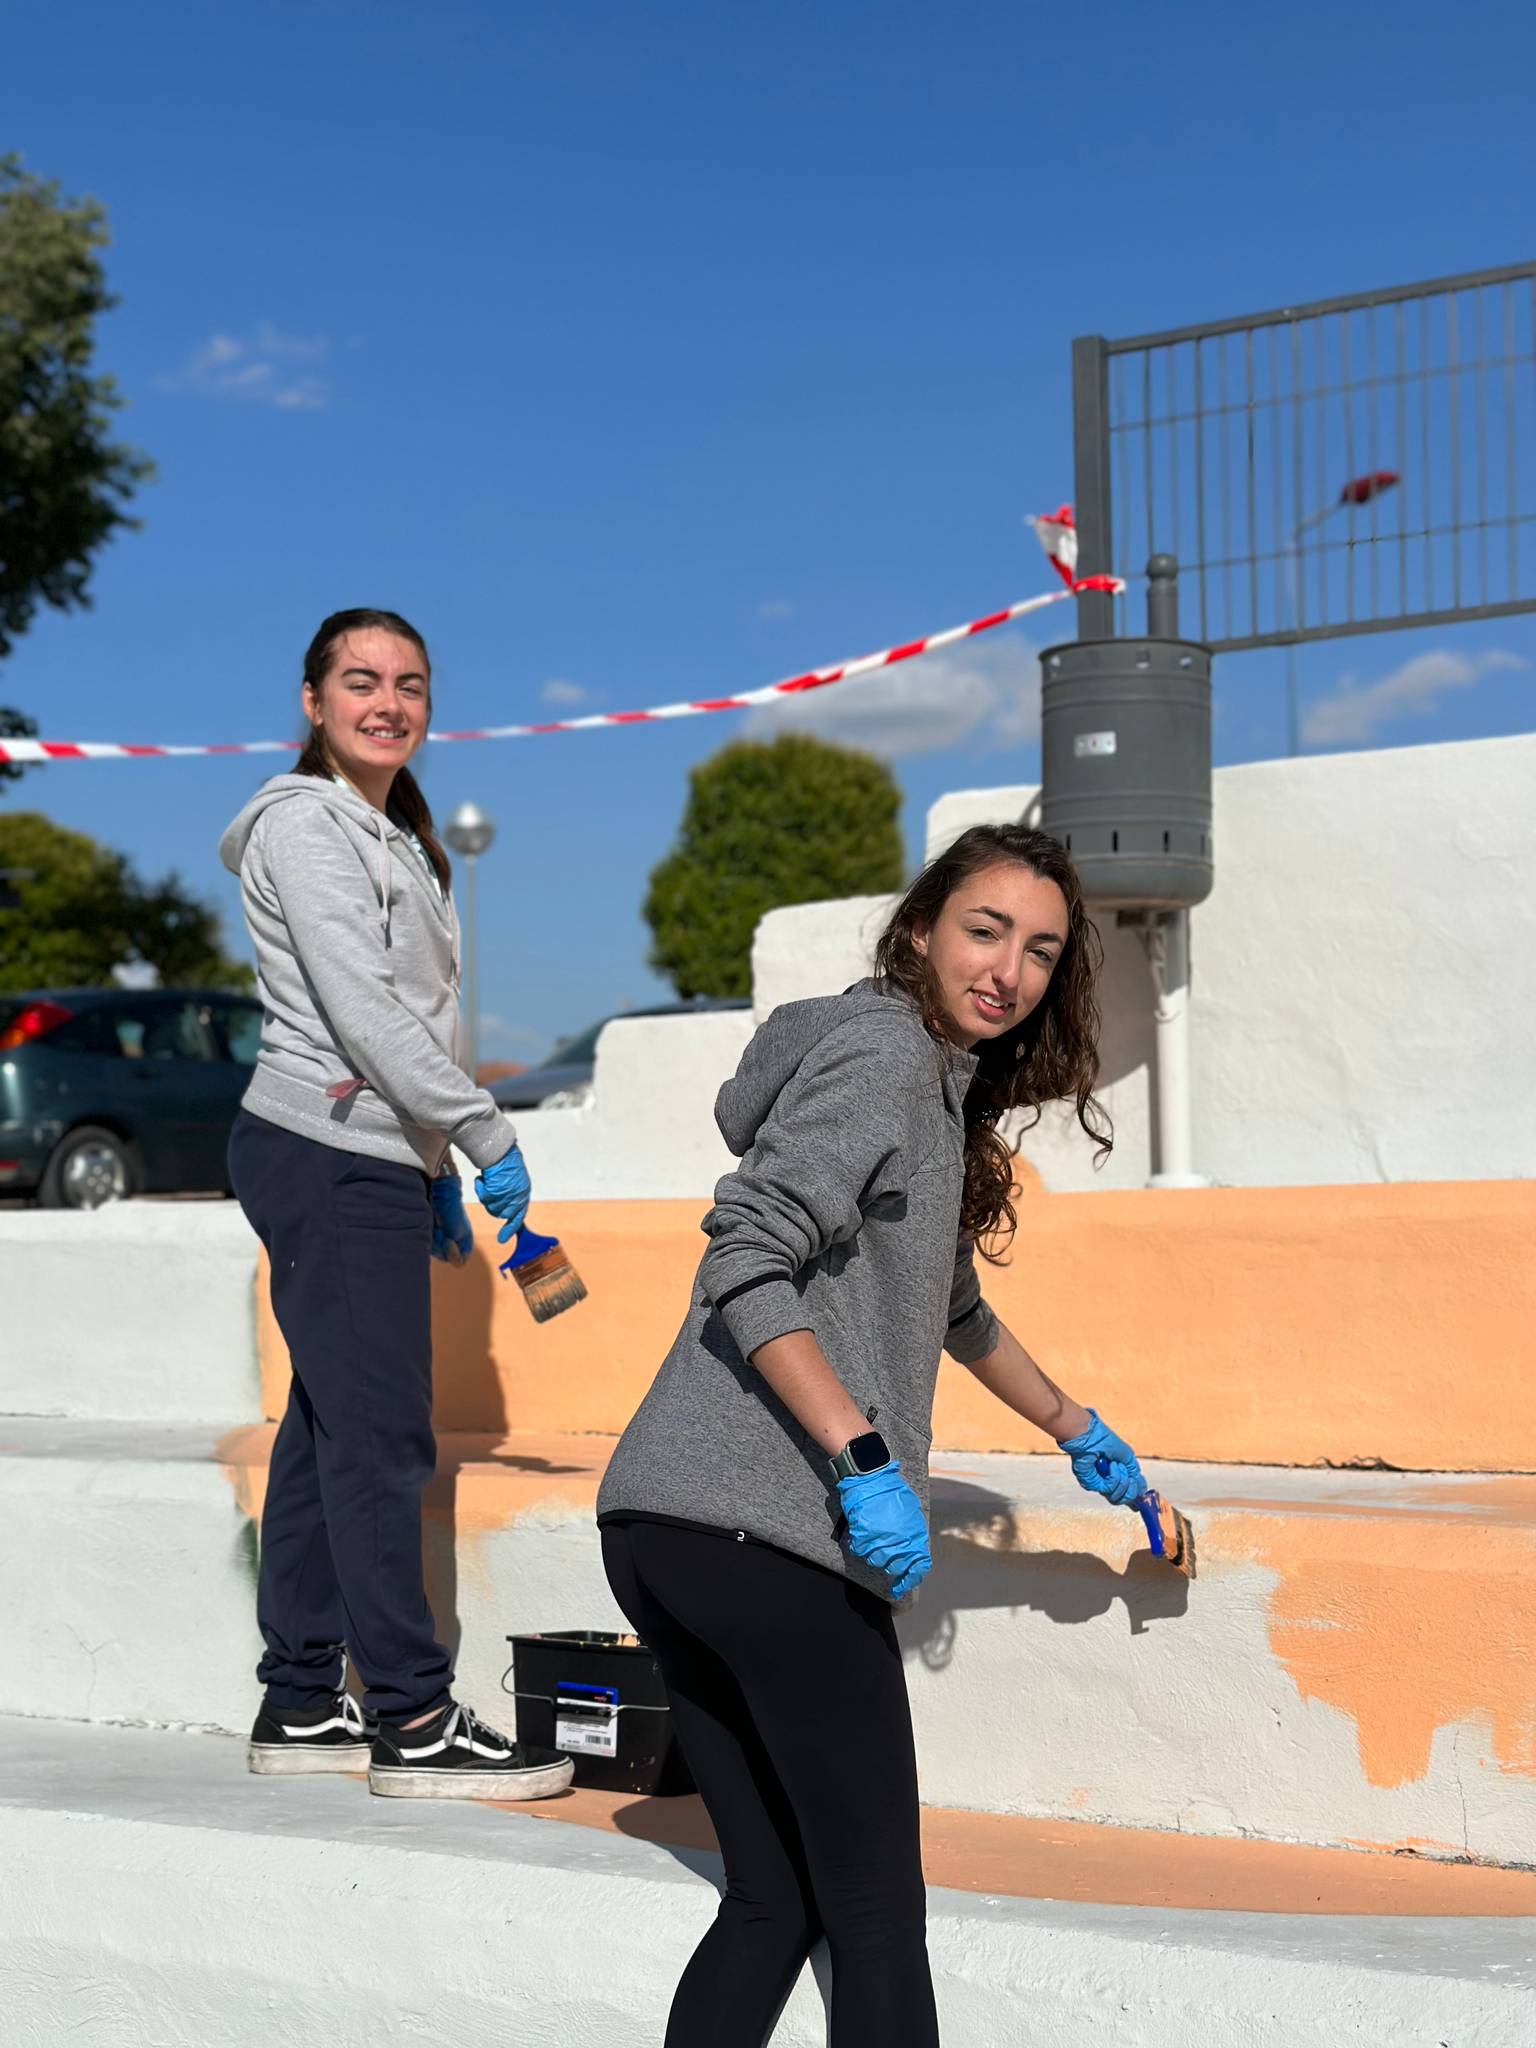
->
[0,1202,261,1423]
[2,1717,1531,2048]
[6,1417,1535,1866]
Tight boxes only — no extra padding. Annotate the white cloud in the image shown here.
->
[1302,647,1527,747]
[156,323,332,409]
[540,678,592,707]
[742,630,1042,761]
[756,599,795,620]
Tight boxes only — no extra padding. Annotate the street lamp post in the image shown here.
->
[444,802,495,1079]
[1286,470,1400,755]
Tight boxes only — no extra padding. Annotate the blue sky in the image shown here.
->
[4,0,1533,1060]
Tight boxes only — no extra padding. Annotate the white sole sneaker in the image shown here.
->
[248,1741,374,1776]
[367,1755,575,1801]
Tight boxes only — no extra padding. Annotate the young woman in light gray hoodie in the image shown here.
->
[598,823,1148,2047]
[220,608,571,1801]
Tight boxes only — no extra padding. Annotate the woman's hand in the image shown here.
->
[1057,1410,1147,1506]
[473,1142,532,1244]
[430,1174,475,1265]
[837,1462,932,1600]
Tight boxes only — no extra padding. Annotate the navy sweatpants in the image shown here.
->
[229,1108,454,1723]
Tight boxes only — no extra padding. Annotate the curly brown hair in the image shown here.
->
[873,823,1111,1260]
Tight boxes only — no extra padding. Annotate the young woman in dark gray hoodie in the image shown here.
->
[598,823,1147,2047]
[220,608,571,1802]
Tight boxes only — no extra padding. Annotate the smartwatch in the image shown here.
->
[829,1430,893,1481]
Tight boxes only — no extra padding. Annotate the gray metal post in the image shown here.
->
[1071,334,1116,641]
[462,852,479,1080]
[1146,552,1179,638]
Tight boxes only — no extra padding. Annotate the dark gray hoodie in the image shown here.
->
[219,775,517,1174]
[596,980,999,1599]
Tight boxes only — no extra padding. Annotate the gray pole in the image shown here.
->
[444,802,496,1083]
[1071,334,1116,643]
[1285,533,1301,756]
[462,851,479,1080]
[1146,551,1179,638]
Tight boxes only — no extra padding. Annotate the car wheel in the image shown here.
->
[39,1126,135,1211]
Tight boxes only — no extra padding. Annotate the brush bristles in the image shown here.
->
[1156,1500,1197,1580]
[512,1245,589,1323]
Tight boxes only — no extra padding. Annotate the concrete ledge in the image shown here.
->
[0,1418,265,1729]
[2,1720,1531,2048]
[9,1418,1535,1863]
[0,1202,261,1423]
[7,1176,1534,1472]
[262,1184,1536,1469]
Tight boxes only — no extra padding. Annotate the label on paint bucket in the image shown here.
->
[556,1682,620,1757]
[1074,730,1117,757]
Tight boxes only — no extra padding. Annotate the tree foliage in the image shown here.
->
[0,811,253,994]
[643,734,905,1000]
[0,153,153,783]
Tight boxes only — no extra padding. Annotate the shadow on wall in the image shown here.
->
[898,1479,1191,1672]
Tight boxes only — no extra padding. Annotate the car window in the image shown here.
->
[39,1007,120,1056]
[211,1001,263,1066]
[111,999,221,1063]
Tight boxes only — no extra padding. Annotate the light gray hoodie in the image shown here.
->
[218,775,517,1175]
[596,980,1000,1599]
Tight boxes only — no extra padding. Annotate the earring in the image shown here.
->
[1014,1042,1026,1061]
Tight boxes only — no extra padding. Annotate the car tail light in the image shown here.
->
[0,1001,74,1052]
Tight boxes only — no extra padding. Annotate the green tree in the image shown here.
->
[644,734,905,999]
[0,811,252,993]
[0,153,153,785]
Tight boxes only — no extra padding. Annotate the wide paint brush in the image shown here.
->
[1097,1456,1197,1579]
[499,1225,588,1323]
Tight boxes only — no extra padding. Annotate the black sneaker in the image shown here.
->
[247,1691,375,1775]
[367,1700,575,1801]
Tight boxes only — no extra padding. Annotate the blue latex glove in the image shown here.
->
[1058,1409,1146,1507]
[473,1142,532,1244]
[430,1174,474,1265]
[837,1461,932,1601]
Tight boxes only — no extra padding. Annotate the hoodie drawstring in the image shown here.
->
[373,811,392,939]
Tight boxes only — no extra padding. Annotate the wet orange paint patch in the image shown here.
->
[254,1181,1536,1470]
[497,1785,1536,1916]
[1209,1509,1536,1789]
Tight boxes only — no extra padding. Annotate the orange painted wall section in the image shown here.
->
[1211,1505,1536,1791]
[255,1180,1536,1471]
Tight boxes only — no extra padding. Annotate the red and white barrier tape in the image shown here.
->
[0,575,1120,766]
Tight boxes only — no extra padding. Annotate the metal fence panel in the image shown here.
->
[1075,262,1536,651]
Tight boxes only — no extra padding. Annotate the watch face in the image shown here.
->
[849,1431,891,1473]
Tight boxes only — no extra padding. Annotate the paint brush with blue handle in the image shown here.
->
[1097,1457,1197,1578]
[499,1225,588,1323]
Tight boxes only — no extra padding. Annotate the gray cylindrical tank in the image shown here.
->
[1038,630,1213,911]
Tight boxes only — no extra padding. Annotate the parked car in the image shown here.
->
[0,987,264,1209]
[489,999,750,1111]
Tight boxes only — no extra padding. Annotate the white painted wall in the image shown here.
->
[483,1008,756,1201]
[11,1417,1533,1865]
[775,732,1536,1190]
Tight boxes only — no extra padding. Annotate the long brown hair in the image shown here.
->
[294,607,452,891]
[873,823,1111,1260]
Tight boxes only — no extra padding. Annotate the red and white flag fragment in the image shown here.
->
[1030,505,1079,589]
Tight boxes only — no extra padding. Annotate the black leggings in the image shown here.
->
[601,1518,939,2048]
